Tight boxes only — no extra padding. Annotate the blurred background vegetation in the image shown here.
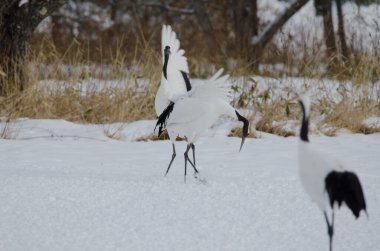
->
[0,0,379,135]
[33,0,380,72]
[2,0,380,86]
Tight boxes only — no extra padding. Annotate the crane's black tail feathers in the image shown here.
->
[155,102,175,137]
[325,171,367,218]
[235,111,249,151]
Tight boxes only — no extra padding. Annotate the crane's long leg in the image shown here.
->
[164,143,176,176]
[190,143,198,178]
[324,211,334,251]
[331,212,335,251]
[184,144,199,182]
[190,143,196,167]
[184,144,189,183]
[185,147,198,173]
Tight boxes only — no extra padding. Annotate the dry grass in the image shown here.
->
[228,126,258,139]
[0,79,158,124]
[254,101,298,137]
[319,97,380,133]
[357,125,380,134]
[0,37,161,124]
[135,132,188,142]
[0,118,20,139]
[1,27,380,139]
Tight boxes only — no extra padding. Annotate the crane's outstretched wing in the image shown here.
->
[161,25,190,98]
[165,69,234,125]
[190,68,232,103]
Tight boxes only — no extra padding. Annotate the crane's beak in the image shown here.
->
[239,136,246,152]
[235,111,249,152]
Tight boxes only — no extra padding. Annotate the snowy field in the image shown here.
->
[0,119,379,251]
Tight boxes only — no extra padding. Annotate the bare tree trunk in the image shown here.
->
[335,0,349,60]
[51,13,66,52]
[192,0,217,57]
[231,0,259,59]
[251,0,309,69]
[252,0,258,37]
[320,0,337,59]
[0,0,67,96]
[232,0,246,52]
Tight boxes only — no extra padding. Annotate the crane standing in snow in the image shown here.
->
[155,25,249,181]
[154,25,196,175]
[298,96,367,251]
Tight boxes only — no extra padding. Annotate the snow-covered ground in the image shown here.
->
[0,119,379,251]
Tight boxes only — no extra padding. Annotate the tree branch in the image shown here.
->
[252,0,309,47]
[250,0,309,68]
[142,3,194,15]
[192,0,217,56]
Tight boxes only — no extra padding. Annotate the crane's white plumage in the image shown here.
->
[156,25,231,116]
[155,25,190,116]
[155,25,248,181]
[165,72,235,143]
[297,96,366,251]
[298,96,342,210]
[298,140,344,210]
[155,68,248,181]
[155,81,169,116]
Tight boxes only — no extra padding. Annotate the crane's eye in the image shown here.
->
[164,46,171,54]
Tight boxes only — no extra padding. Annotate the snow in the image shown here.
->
[0,119,379,251]
[363,117,380,129]
[33,73,380,104]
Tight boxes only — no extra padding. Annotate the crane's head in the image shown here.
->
[299,95,311,142]
[299,95,310,120]
[235,111,249,152]
[164,46,171,57]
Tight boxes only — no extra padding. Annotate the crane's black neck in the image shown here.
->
[235,111,249,137]
[299,101,309,142]
[163,46,170,80]
[180,71,192,91]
